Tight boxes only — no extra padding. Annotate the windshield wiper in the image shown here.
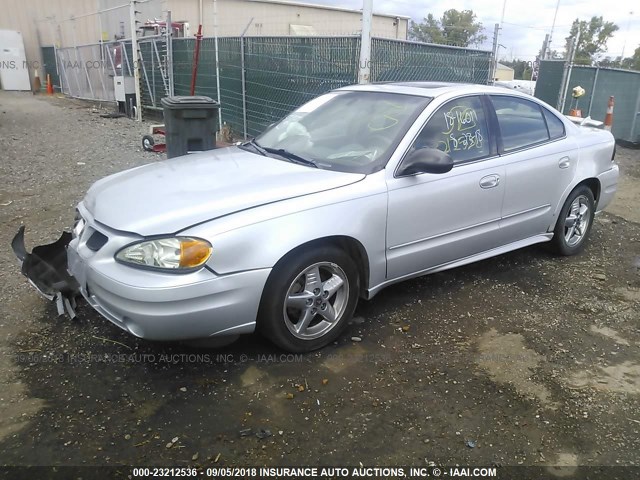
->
[261,146,318,168]
[239,138,268,156]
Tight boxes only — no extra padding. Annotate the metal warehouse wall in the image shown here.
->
[168,0,409,38]
[536,60,640,144]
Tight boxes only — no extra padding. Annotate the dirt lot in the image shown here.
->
[1,91,639,473]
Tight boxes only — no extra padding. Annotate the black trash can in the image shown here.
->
[161,96,219,159]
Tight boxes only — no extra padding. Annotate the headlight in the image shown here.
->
[115,237,212,271]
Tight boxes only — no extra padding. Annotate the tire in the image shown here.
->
[258,246,360,352]
[142,135,155,152]
[551,185,595,256]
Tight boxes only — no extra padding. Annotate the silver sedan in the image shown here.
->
[13,83,619,352]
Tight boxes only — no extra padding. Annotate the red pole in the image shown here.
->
[190,24,203,96]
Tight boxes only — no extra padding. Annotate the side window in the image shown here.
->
[542,107,565,140]
[411,95,490,164]
[491,96,549,152]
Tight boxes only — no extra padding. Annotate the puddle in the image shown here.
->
[546,452,579,477]
[322,344,369,373]
[569,361,640,394]
[476,329,556,408]
[0,380,45,441]
[614,286,640,303]
[240,365,267,388]
[590,325,631,346]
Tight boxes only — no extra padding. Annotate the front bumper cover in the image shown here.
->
[11,226,81,318]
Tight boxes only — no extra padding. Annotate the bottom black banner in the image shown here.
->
[0,465,637,480]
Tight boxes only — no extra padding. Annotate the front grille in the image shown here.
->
[86,231,108,251]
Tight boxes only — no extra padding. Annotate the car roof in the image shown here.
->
[338,81,533,100]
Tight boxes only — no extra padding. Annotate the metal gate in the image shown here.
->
[55,34,172,110]
[56,39,132,102]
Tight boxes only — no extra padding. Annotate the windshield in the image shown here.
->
[254,91,432,174]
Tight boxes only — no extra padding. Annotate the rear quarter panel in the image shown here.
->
[552,125,617,219]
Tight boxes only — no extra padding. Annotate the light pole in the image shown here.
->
[547,0,561,59]
[620,11,634,67]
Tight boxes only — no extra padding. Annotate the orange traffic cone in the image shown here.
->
[603,96,614,131]
[569,108,582,117]
[46,74,54,95]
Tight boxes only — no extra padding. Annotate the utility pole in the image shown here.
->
[619,11,634,67]
[358,0,372,84]
[498,0,507,50]
[129,0,142,121]
[548,0,561,59]
[541,34,550,60]
[489,23,500,84]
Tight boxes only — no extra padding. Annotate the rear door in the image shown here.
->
[488,95,577,242]
[385,95,505,280]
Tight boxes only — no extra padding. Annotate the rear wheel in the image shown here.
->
[258,246,359,352]
[551,185,595,255]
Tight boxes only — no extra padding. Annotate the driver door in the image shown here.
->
[385,95,506,280]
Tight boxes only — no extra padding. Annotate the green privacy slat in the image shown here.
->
[167,36,492,137]
[536,60,640,142]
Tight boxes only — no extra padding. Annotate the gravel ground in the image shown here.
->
[1,91,639,473]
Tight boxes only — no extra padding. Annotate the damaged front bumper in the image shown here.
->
[12,208,269,341]
[11,226,81,317]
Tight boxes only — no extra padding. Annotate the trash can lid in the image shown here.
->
[161,96,219,109]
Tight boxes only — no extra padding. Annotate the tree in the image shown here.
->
[564,16,619,65]
[409,9,487,47]
[630,46,640,71]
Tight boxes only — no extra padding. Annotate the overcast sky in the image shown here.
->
[313,0,640,62]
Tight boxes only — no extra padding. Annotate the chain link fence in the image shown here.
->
[174,35,492,137]
[371,38,491,84]
[54,34,493,138]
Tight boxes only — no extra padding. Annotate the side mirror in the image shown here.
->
[398,148,453,176]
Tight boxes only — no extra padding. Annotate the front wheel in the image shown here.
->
[551,185,595,255]
[258,246,359,352]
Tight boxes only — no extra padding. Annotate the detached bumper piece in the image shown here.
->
[12,226,81,318]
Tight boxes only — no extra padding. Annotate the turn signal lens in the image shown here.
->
[180,238,213,268]
[116,237,212,271]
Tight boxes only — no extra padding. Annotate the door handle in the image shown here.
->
[558,156,571,169]
[480,174,500,189]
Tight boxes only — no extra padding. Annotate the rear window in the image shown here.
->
[491,96,550,152]
[542,108,565,140]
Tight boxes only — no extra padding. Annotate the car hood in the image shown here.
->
[84,147,365,236]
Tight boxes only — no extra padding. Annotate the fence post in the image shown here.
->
[240,18,253,140]
[213,0,223,130]
[586,66,599,117]
[129,0,142,121]
[558,31,579,113]
[166,10,174,97]
[358,0,372,84]
[630,84,640,143]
